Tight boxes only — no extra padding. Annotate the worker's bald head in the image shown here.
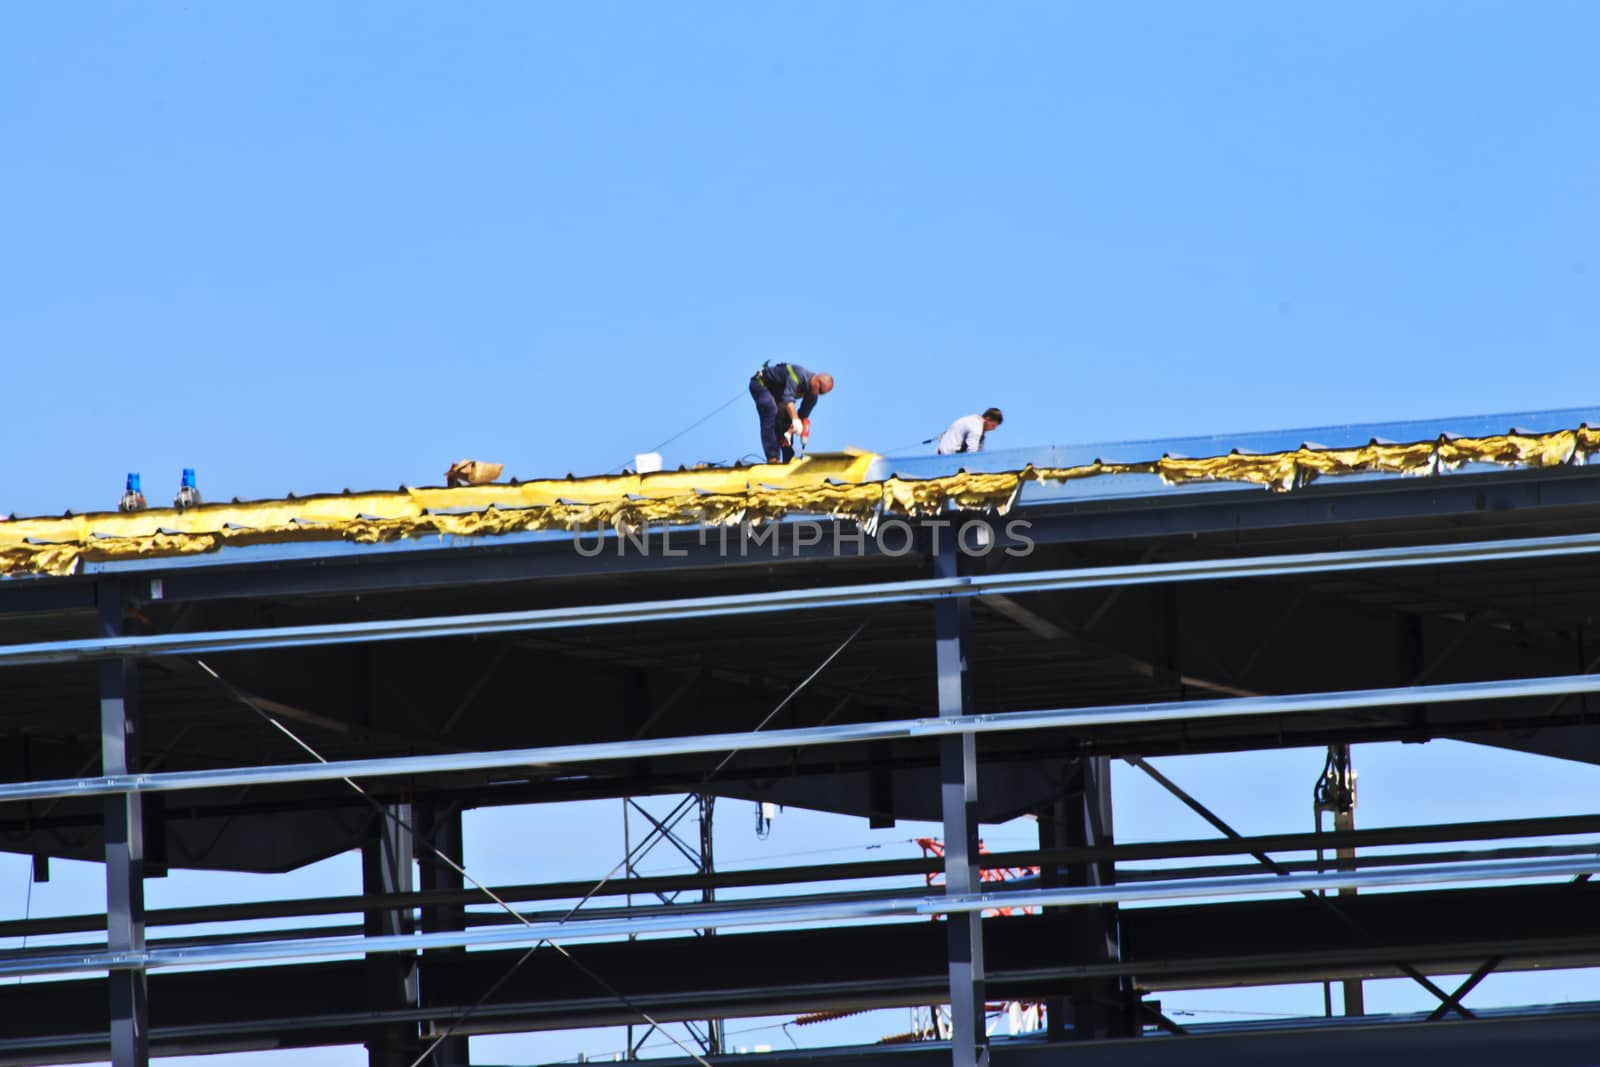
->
[812,373,834,395]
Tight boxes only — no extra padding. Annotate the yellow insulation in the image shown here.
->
[2,428,1596,578]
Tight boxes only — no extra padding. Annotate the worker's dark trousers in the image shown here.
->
[749,376,795,463]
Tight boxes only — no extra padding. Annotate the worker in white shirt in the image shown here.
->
[936,407,1004,455]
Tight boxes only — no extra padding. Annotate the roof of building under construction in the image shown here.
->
[2,406,1595,578]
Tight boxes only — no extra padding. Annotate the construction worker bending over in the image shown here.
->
[936,407,1004,455]
[749,362,834,463]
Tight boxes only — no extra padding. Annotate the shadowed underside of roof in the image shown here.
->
[1,424,1597,578]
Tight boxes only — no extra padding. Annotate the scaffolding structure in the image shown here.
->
[623,793,722,1059]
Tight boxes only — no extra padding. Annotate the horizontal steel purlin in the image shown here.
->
[2,853,1596,980]
[5,529,1600,669]
[3,671,1599,806]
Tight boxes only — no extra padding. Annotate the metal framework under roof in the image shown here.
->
[7,406,1600,1066]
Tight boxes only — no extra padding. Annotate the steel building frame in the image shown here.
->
[9,413,1600,1065]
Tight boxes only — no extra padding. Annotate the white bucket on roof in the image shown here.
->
[635,452,663,474]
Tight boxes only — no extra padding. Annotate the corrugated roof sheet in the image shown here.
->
[2,425,1597,578]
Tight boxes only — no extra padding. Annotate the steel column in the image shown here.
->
[1038,758,1127,1040]
[363,805,418,1067]
[99,580,149,1067]
[1060,758,1129,1038]
[1038,803,1068,1043]
[416,800,469,1067]
[699,793,724,1055]
[934,536,987,1067]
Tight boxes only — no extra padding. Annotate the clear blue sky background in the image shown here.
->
[3,3,1600,1065]
[4,1,1598,514]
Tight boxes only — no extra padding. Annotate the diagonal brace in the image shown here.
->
[1127,756,1482,1015]
[1425,956,1501,1021]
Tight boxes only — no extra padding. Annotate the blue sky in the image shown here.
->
[3,2,1598,515]
[3,3,1600,1064]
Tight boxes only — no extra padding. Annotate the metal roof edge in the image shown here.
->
[867,404,1600,481]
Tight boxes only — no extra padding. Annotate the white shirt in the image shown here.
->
[937,414,987,455]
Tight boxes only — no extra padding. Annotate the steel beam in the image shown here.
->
[511,1005,1600,1067]
[98,581,148,1067]
[11,842,1600,969]
[8,883,1600,1058]
[9,815,1600,944]
[111,519,908,605]
[1011,465,1600,544]
[8,671,1600,807]
[0,812,1593,979]
[9,529,1600,669]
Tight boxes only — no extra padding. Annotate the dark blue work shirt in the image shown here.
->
[757,363,818,417]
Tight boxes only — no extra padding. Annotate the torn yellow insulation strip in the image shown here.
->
[2,429,1596,578]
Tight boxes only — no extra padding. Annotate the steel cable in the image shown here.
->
[194,615,870,1065]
